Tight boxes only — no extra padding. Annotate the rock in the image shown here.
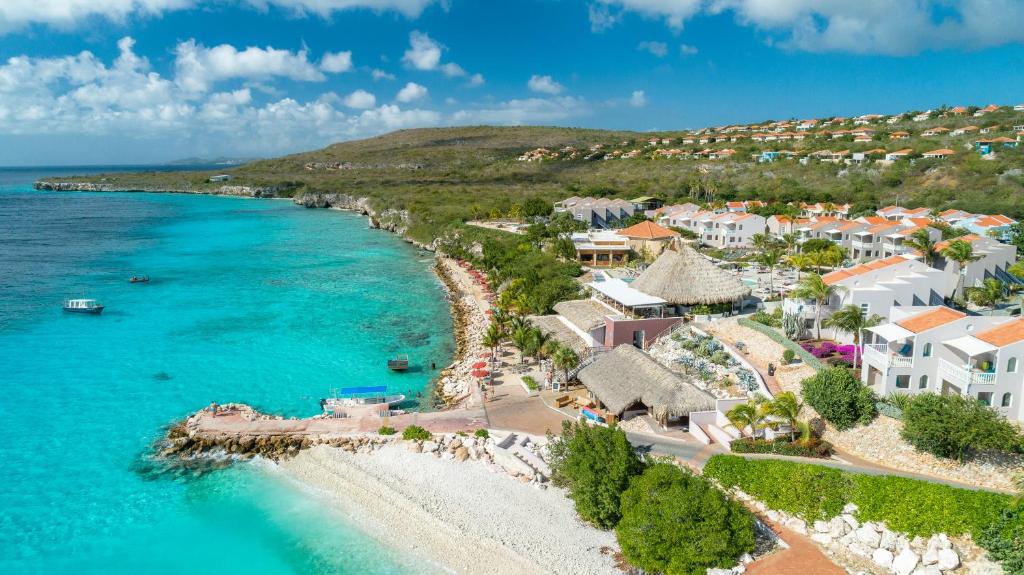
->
[739,554,753,564]
[732,566,746,574]
[935,549,959,571]
[922,548,938,566]
[910,537,928,552]
[849,542,873,557]
[872,548,894,570]
[911,567,941,575]
[454,447,469,461]
[766,510,781,522]
[892,549,920,575]
[785,518,807,535]
[422,441,439,453]
[880,528,898,551]
[856,526,881,548]
[448,438,463,452]
[843,503,859,514]
[829,517,848,538]
[937,534,951,550]
[811,533,833,545]
[706,569,732,575]
[842,514,860,531]
[813,520,829,533]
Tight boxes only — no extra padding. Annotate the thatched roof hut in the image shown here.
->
[527,315,588,354]
[631,246,750,305]
[578,345,714,422]
[553,299,614,332]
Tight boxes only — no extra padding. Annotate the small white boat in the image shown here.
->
[320,386,405,413]
[63,298,104,314]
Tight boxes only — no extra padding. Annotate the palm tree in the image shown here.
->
[781,232,800,254]
[941,239,981,299]
[767,392,804,442]
[528,328,552,362]
[511,326,533,364]
[823,305,884,365]
[726,399,770,438]
[551,345,579,386]
[757,248,784,296]
[792,273,844,340]
[903,228,938,267]
[967,278,1006,312]
[482,323,503,358]
[787,253,811,280]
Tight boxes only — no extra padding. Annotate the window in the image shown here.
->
[859,303,870,318]
[918,375,928,390]
[978,392,993,406]
[896,375,910,389]
[1008,357,1018,373]
[1002,393,1013,408]
[922,343,932,358]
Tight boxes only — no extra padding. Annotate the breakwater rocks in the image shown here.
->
[34,181,280,197]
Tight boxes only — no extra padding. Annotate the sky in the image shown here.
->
[1,0,1023,165]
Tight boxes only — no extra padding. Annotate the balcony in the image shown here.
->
[938,358,997,388]
[863,344,913,368]
[851,238,874,250]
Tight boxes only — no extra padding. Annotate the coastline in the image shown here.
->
[276,443,620,575]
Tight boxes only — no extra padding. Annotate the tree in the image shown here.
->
[511,325,533,364]
[801,238,836,254]
[823,305,884,364]
[768,391,806,442]
[801,367,876,431]
[941,239,981,298]
[548,421,645,529]
[527,328,551,362]
[481,323,503,357]
[967,278,1005,311]
[522,196,553,218]
[552,344,580,384]
[901,393,1020,460]
[756,248,784,295]
[781,232,800,254]
[791,274,843,340]
[616,463,756,575]
[902,228,938,267]
[726,398,770,438]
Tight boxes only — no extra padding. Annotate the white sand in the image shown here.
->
[278,444,620,575]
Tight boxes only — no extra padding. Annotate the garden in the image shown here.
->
[650,328,759,398]
[725,391,833,458]
[799,340,859,368]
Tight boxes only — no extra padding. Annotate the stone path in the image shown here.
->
[746,514,846,575]
[483,361,570,436]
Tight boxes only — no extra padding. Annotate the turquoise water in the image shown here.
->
[0,175,453,574]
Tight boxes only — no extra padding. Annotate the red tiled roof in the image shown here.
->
[617,221,679,240]
[897,307,966,333]
[822,255,909,285]
[976,319,1024,347]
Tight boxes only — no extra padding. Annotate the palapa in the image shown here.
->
[631,246,750,305]
[578,344,714,421]
[553,299,614,332]
[527,315,589,354]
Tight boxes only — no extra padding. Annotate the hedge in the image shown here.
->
[729,437,833,458]
[737,317,825,370]
[703,455,1014,539]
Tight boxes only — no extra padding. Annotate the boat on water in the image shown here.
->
[63,299,104,314]
[129,275,149,283]
[320,386,406,414]
[387,354,410,371]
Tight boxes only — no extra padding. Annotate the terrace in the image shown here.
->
[940,337,999,392]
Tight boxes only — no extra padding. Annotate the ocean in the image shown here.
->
[0,166,453,574]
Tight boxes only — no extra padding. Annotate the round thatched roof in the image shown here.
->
[631,246,751,305]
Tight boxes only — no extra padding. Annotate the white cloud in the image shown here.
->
[467,73,485,87]
[450,96,588,125]
[679,43,698,55]
[402,30,442,70]
[174,40,325,93]
[396,81,428,102]
[371,68,396,81]
[0,1,437,34]
[527,74,563,95]
[320,50,353,73]
[637,40,668,57]
[441,62,465,77]
[594,0,1024,55]
[343,89,377,108]
[629,90,646,107]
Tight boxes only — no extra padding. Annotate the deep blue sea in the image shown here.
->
[0,166,453,574]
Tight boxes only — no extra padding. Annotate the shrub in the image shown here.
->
[801,367,876,431]
[978,507,1024,575]
[710,350,732,366]
[704,455,848,521]
[750,309,781,328]
[901,393,1020,460]
[474,428,489,438]
[886,392,913,411]
[522,375,539,391]
[377,425,397,436]
[617,463,755,575]
[548,421,646,529]
[782,349,795,364]
[729,437,832,458]
[402,425,432,441]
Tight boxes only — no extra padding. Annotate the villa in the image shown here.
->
[862,306,1024,419]
[684,211,766,249]
[922,127,950,137]
[570,230,631,267]
[922,148,956,159]
[616,221,679,259]
[554,196,636,229]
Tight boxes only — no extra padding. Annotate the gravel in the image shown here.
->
[278,444,620,575]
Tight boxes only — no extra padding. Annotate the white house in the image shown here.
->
[862,306,1024,420]
[933,234,1019,296]
[688,211,766,249]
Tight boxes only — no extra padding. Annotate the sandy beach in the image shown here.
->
[277,443,620,575]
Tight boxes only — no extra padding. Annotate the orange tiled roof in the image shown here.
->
[617,221,679,240]
[822,255,909,285]
[861,216,888,225]
[923,148,956,156]
[976,319,1024,347]
[974,215,1015,227]
[934,234,982,251]
[897,307,966,333]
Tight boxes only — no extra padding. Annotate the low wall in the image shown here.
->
[737,317,825,370]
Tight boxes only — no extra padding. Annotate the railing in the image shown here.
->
[938,358,997,388]
[864,344,913,368]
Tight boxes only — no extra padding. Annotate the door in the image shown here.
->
[632,330,645,349]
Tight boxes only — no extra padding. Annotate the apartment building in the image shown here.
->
[933,234,1019,296]
[680,211,767,249]
[554,196,636,229]
[862,306,1024,420]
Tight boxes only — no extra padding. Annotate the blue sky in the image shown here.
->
[1,0,1023,165]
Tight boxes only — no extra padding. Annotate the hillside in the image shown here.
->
[39,113,1024,243]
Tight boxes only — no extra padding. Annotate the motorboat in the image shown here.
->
[320,386,405,413]
[129,276,149,283]
[63,299,104,314]
[387,354,410,371]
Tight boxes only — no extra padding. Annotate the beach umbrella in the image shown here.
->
[472,369,489,378]
[472,361,488,369]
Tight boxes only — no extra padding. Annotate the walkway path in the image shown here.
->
[746,515,845,575]
[483,357,570,436]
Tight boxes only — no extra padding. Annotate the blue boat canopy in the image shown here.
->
[338,385,388,395]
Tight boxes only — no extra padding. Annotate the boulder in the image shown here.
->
[829,517,848,538]
[785,518,807,535]
[422,441,439,453]
[911,567,941,575]
[448,438,463,452]
[922,548,938,566]
[935,549,959,571]
[843,503,859,514]
[813,520,829,533]
[766,510,782,522]
[872,548,894,570]
[856,526,881,548]
[892,549,920,575]
[848,542,873,557]
[810,533,833,546]
[842,514,860,531]
[880,528,898,551]
[454,447,469,461]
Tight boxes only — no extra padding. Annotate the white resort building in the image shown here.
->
[862,306,1024,420]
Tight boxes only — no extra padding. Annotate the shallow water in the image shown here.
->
[0,172,453,574]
